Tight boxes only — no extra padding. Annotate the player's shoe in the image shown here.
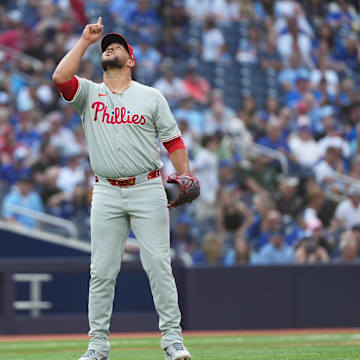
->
[165,343,192,360]
[78,349,108,360]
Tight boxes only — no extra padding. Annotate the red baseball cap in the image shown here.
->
[101,33,135,64]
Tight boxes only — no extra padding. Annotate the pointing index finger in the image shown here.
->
[97,17,102,26]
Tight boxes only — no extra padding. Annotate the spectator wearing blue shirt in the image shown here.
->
[257,119,291,156]
[251,229,295,265]
[128,0,161,35]
[173,98,204,137]
[285,69,323,108]
[333,33,359,71]
[132,34,161,85]
[2,176,44,228]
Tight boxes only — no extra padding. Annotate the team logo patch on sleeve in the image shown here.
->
[91,101,146,125]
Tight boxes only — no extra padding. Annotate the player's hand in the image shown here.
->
[81,17,104,45]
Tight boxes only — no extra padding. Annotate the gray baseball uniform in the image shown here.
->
[63,77,183,356]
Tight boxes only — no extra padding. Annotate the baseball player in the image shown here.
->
[52,17,199,360]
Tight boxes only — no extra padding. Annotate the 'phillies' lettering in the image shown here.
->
[91,101,146,126]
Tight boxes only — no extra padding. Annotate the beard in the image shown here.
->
[101,56,126,71]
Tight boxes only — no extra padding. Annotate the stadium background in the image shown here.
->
[1,0,360,335]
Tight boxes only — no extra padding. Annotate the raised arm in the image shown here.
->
[52,17,103,84]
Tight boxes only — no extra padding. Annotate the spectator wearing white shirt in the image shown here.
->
[288,116,321,167]
[192,135,219,222]
[56,155,85,196]
[210,0,240,23]
[202,17,226,63]
[314,146,344,190]
[41,111,81,158]
[277,16,313,67]
[310,56,339,97]
[153,66,188,109]
[317,119,350,159]
[184,0,211,22]
[335,187,360,229]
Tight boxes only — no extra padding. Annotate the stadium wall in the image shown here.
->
[0,259,359,334]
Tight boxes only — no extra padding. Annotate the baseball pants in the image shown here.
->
[88,176,183,357]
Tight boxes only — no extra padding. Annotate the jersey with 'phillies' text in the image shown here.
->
[63,77,181,178]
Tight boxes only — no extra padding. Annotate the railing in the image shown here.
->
[324,171,360,202]
[0,44,43,72]
[234,139,360,203]
[236,140,289,175]
[3,203,79,239]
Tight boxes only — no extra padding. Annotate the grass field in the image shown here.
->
[1,330,360,360]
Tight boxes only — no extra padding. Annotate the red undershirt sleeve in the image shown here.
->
[163,137,186,154]
[53,77,79,101]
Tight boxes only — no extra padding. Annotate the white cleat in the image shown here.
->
[165,343,192,360]
[78,349,109,360]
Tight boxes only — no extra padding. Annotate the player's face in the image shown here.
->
[101,43,130,71]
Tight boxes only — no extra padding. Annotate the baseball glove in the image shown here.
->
[167,173,200,208]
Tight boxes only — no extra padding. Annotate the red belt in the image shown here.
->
[98,170,160,187]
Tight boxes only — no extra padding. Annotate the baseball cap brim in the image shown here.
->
[101,33,135,62]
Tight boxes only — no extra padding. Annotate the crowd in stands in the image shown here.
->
[1,0,360,266]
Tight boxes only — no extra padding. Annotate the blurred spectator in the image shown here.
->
[2,176,44,228]
[327,1,358,31]
[334,186,360,229]
[173,97,204,137]
[153,63,188,108]
[128,0,161,35]
[247,193,276,245]
[277,16,313,67]
[258,95,280,124]
[192,232,224,265]
[182,65,210,105]
[314,146,345,190]
[317,118,350,159]
[210,0,240,23]
[31,142,60,185]
[337,77,355,107]
[295,230,330,264]
[274,176,303,220]
[40,166,69,217]
[201,17,226,63]
[184,0,211,23]
[351,224,360,256]
[289,117,321,167]
[217,188,253,240]
[132,34,161,85]
[302,184,326,227]
[306,217,334,257]
[42,111,81,158]
[334,230,360,264]
[171,212,197,255]
[333,32,360,72]
[285,69,313,108]
[223,234,251,266]
[204,89,235,134]
[257,119,292,157]
[278,54,306,92]
[56,155,85,196]
[237,153,278,195]
[251,228,295,265]
[192,135,219,222]
[236,25,262,65]
[350,155,360,180]
[310,56,339,97]
[236,96,262,140]
[259,36,283,71]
